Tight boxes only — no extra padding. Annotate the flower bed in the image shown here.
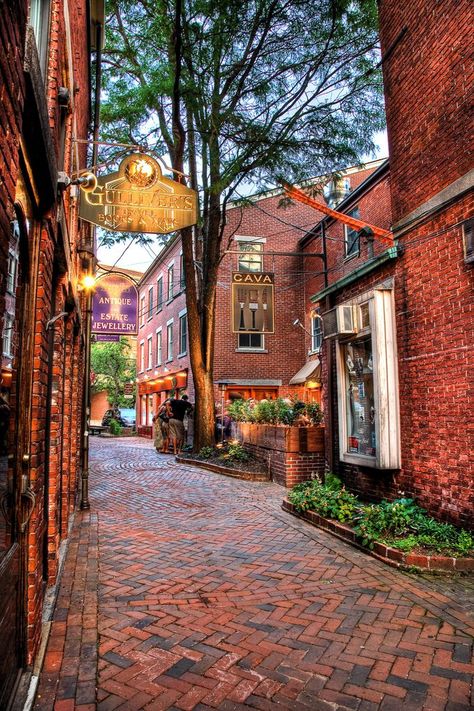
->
[283,478,474,573]
[177,441,270,482]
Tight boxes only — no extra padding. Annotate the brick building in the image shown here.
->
[301,0,473,527]
[0,0,98,704]
[135,161,384,437]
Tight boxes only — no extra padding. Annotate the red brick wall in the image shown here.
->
[379,0,473,222]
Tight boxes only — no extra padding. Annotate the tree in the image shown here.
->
[100,0,384,448]
[91,337,136,406]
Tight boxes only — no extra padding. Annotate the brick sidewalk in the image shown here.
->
[34,437,474,710]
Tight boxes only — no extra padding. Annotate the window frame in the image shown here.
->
[310,314,323,354]
[139,295,146,327]
[147,335,153,370]
[139,340,145,373]
[166,319,174,361]
[237,333,266,352]
[156,275,163,311]
[147,286,154,320]
[167,262,175,302]
[344,207,361,259]
[155,328,162,366]
[178,309,187,356]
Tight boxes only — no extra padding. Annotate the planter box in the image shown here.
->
[234,423,325,487]
[235,423,324,453]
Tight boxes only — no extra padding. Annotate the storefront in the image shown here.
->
[137,368,188,437]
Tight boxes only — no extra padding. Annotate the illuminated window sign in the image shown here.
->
[231,272,274,334]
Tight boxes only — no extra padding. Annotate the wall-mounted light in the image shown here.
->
[292,318,311,336]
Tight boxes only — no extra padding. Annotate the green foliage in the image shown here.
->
[324,472,342,491]
[223,442,250,463]
[91,337,136,407]
[288,480,358,523]
[109,419,122,436]
[198,446,214,459]
[227,398,323,426]
[289,486,474,557]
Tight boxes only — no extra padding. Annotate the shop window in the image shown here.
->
[336,289,400,469]
[344,207,360,258]
[238,333,265,351]
[140,395,147,425]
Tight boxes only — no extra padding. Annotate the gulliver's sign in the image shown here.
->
[92,273,138,335]
[79,153,197,234]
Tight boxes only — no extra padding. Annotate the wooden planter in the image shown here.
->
[234,423,325,487]
[235,422,324,453]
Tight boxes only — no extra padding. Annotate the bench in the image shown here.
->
[89,425,110,436]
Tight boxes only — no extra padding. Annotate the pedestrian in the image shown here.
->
[168,394,193,455]
[152,399,171,453]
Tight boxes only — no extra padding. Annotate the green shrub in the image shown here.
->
[324,472,342,491]
[109,419,122,436]
[223,441,250,463]
[288,479,358,523]
[227,397,322,426]
[198,446,214,459]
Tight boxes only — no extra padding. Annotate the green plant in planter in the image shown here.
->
[288,479,358,523]
[198,446,214,459]
[223,441,250,463]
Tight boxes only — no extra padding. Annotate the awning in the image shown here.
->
[289,358,321,385]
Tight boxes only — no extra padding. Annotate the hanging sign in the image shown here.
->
[92,273,138,335]
[94,334,120,342]
[79,153,197,234]
[231,272,274,334]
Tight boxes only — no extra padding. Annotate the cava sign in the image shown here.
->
[231,272,274,334]
[79,153,197,234]
[92,273,138,335]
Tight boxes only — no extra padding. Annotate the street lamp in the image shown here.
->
[78,253,95,510]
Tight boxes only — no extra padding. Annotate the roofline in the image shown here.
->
[137,233,181,287]
[299,159,390,247]
[226,158,388,209]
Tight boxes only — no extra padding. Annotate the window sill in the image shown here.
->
[344,250,360,262]
[166,358,173,363]
[177,351,187,358]
[235,348,268,353]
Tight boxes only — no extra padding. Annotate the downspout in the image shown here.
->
[321,222,334,473]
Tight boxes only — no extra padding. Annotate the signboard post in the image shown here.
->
[79,153,197,234]
[92,273,138,336]
[231,272,274,334]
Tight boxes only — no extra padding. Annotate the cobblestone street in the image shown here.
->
[33,438,474,711]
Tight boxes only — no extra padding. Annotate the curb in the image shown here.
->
[175,456,270,482]
[281,499,474,574]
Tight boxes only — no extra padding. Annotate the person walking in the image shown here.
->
[168,394,193,455]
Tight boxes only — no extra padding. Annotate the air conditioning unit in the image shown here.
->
[322,305,358,339]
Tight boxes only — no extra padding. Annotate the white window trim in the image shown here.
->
[178,308,187,357]
[147,286,154,320]
[234,236,267,243]
[146,335,153,370]
[155,327,163,366]
[335,287,400,470]
[309,313,323,355]
[236,334,266,352]
[139,295,146,327]
[139,339,145,373]
[156,274,164,311]
[166,318,174,361]
[167,261,175,302]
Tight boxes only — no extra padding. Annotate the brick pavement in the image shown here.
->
[34,437,474,710]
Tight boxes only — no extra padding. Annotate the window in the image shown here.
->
[139,295,146,327]
[336,289,400,469]
[344,207,360,258]
[179,252,185,289]
[463,218,474,264]
[7,250,18,294]
[178,312,187,355]
[238,242,263,272]
[2,313,14,357]
[140,395,147,425]
[147,336,153,369]
[147,287,154,318]
[167,264,174,301]
[156,329,162,366]
[310,314,323,353]
[166,321,173,360]
[156,276,163,310]
[29,0,51,74]
[238,333,265,351]
[139,341,145,372]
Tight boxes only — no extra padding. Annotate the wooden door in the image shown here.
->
[0,206,35,707]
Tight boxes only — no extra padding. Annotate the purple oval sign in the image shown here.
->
[92,273,138,335]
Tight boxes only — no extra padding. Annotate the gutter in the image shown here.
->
[310,246,400,303]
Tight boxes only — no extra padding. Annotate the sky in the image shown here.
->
[97,130,389,275]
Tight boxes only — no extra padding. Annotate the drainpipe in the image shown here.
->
[321,223,334,473]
